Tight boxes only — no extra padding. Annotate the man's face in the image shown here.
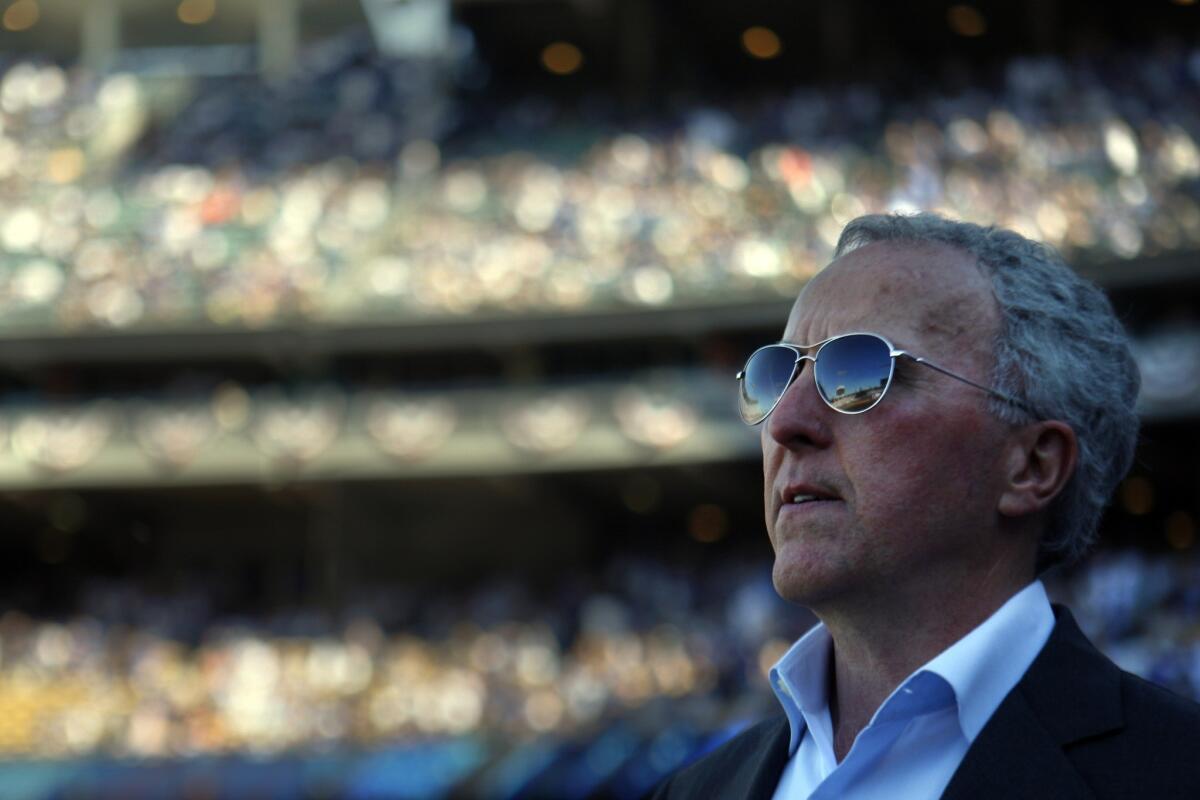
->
[762,241,1018,610]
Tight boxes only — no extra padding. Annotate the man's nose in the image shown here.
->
[764,364,832,449]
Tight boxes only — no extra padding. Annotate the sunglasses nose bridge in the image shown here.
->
[776,349,812,396]
[768,350,821,420]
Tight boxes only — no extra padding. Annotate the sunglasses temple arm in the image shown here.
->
[902,355,1034,414]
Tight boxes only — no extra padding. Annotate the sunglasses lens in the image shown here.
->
[739,345,798,424]
[815,334,894,413]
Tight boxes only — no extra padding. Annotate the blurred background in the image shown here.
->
[0,0,1199,797]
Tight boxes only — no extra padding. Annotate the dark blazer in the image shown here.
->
[650,606,1200,799]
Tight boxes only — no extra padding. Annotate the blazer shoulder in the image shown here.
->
[1118,667,1200,735]
[1054,669,1200,799]
[650,715,789,799]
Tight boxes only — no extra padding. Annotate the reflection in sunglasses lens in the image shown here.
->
[816,335,892,412]
[741,346,797,423]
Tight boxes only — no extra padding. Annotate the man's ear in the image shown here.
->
[997,421,1078,519]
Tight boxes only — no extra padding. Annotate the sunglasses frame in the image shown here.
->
[736,331,1035,425]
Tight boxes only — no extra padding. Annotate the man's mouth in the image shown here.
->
[780,485,841,508]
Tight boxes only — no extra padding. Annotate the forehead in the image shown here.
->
[783,240,998,353]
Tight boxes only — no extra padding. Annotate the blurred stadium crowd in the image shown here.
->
[0,376,726,478]
[0,556,777,759]
[1,551,1198,797]
[1,37,1200,333]
[2,22,1200,800]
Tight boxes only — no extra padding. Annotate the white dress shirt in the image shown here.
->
[768,580,1055,799]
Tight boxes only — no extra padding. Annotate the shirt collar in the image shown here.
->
[769,580,1055,755]
[769,621,833,755]
[921,579,1055,741]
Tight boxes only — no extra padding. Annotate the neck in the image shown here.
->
[819,562,1034,762]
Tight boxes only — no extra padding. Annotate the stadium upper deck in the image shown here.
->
[0,38,1199,344]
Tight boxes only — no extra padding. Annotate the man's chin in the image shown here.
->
[771,559,829,606]
[771,552,864,610]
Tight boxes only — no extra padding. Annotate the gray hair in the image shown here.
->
[834,213,1140,569]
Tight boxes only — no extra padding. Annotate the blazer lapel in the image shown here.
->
[940,606,1123,800]
[939,689,1095,800]
[739,715,792,800]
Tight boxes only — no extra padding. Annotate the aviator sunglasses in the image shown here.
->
[736,332,1035,425]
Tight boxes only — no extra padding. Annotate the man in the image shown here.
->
[652,213,1200,799]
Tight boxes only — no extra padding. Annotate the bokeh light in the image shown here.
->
[2,0,38,32]
[688,504,729,543]
[741,26,782,59]
[1120,476,1155,515]
[541,42,583,75]
[947,4,986,37]
[177,0,216,26]
[1166,511,1196,550]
